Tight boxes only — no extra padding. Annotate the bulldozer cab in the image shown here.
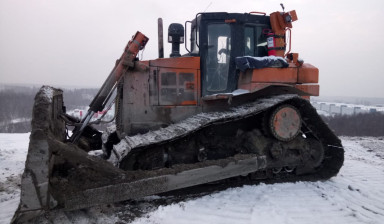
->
[188,13,271,96]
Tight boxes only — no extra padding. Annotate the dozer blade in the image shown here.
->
[12,86,66,223]
[12,86,267,223]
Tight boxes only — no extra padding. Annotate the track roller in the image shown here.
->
[269,104,302,142]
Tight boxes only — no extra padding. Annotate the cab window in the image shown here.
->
[205,23,231,92]
[244,26,268,57]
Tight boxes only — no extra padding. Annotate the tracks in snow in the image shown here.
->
[124,137,384,224]
[0,136,383,224]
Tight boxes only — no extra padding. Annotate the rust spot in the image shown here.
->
[185,82,195,90]
[225,19,236,23]
[180,100,197,105]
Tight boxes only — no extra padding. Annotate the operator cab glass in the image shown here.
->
[206,23,231,92]
[244,26,268,57]
[189,13,271,96]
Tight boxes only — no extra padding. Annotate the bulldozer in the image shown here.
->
[12,6,344,223]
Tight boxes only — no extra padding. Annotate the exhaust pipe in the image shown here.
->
[158,18,164,58]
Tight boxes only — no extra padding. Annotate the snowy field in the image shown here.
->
[0,134,383,224]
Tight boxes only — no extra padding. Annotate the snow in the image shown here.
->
[0,133,29,224]
[207,89,250,98]
[235,56,288,72]
[1,134,384,224]
[40,86,54,103]
[231,89,250,96]
[0,118,31,126]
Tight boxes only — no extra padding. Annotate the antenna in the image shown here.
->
[280,3,285,12]
[204,2,212,12]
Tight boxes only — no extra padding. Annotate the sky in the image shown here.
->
[1,0,384,98]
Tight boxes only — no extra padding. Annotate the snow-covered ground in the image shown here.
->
[0,134,29,224]
[0,134,383,224]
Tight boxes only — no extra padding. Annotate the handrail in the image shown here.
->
[284,28,292,57]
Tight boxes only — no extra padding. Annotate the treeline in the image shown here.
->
[0,86,98,133]
[322,112,384,137]
[63,88,98,110]
[1,85,384,137]
[0,88,36,122]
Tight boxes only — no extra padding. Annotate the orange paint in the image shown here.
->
[185,82,195,90]
[298,63,319,83]
[149,57,200,69]
[271,106,301,141]
[269,10,298,57]
[238,63,319,91]
[225,19,236,23]
[295,84,319,96]
[155,67,199,106]
[180,100,197,105]
[251,67,297,83]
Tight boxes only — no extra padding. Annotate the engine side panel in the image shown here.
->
[117,57,202,136]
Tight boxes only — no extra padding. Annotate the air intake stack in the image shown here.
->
[168,23,184,57]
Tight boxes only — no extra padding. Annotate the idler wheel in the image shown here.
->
[269,105,301,142]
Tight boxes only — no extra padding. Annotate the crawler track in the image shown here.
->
[111,94,344,181]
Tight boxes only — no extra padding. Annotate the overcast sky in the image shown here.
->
[1,0,384,97]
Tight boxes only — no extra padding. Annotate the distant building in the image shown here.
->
[311,102,384,116]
